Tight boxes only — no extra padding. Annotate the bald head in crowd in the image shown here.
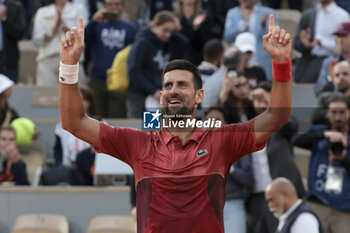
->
[332,61,350,96]
[265,177,298,218]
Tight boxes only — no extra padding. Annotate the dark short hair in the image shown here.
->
[257,81,272,92]
[163,59,203,90]
[205,105,228,123]
[79,85,100,119]
[203,39,224,62]
[104,0,124,4]
[223,47,243,69]
[153,10,176,26]
[327,92,350,109]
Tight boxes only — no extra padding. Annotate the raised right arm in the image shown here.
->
[59,18,100,148]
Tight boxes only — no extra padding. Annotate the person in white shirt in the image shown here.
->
[265,177,322,233]
[32,0,87,86]
[293,0,350,83]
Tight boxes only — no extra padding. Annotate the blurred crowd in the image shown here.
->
[1,0,350,233]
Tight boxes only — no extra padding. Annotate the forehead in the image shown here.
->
[334,62,350,71]
[163,69,194,84]
[237,76,247,82]
[105,0,122,4]
[157,22,175,30]
[0,130,15,138]
[329,101,347,110]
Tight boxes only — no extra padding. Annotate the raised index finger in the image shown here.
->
[78,18,84,41]
[268,14,274,34]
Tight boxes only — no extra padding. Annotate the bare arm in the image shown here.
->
[254,15,292,145]
[59,18,100,148]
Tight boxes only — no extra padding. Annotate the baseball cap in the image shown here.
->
[0,74,14,95]
[234,32,257,53]
[333,22,350,36]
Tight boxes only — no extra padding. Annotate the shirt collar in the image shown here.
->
[198,61,218,71]
[279,199,302,221]
[160,127,204,145]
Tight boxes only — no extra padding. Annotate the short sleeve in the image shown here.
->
[220,118,266,163]
[95,122,150,167]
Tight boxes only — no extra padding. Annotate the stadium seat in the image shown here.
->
[276,9,302,40]
[276,9,302,59]
[87,215,136,233]
[11,214,69,233]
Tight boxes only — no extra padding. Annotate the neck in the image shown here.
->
[243,3,255,10]
[286,198,299,212]
[321,1,332,8]
[167,126,195,144]
[183,5,195,19]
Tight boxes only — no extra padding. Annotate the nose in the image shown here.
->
[169,85,179,96]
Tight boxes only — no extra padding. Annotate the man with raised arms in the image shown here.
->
[58,15,291,233]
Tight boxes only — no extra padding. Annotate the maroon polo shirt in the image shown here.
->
[96,118,265,233]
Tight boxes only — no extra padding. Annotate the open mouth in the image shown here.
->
[168,99,182,107]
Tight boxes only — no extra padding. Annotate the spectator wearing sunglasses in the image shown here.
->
[219,70,255,124]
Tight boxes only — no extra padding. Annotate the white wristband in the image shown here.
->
[59,61,79,84]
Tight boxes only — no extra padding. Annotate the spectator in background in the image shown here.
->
[205,105,254,233]
[0,74,41,141]
[331,61,350,96]
[72,0,97,20]
[75,146,96,185]
[234,32,267,89]
[173,0,217,65]
[18,0,34,38]
[127,11,188,118]
[219,71,255,124]
[294,93,350,233]
[32,0,87,86]
[0,126,30,185]
[0,75,18,128]
[84,0,137,118]
[224,0,276,80]
[201,46,244,108]
[262,0,302,11]
[53,86,100,167]
[265,177,322,233]
[247,81,305,233]
[0,0,26,83]
[293,0,349,83]
[197,39,224,85]
[136,0,176,28]
[315,22,350,96]
[200,0,228,39]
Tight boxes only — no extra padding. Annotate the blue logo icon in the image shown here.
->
[143,109,162,129]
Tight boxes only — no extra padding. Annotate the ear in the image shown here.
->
[195,89,204,105]
[159,91,164,106]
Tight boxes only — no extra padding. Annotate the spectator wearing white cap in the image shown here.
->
[0,74,41,139]
[0,74,18,127]
[234,32,267,89]
[224,0,276,80]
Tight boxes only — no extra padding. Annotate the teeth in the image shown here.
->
[169,100,181,104]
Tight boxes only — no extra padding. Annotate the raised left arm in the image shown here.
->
[254,15,292,145]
